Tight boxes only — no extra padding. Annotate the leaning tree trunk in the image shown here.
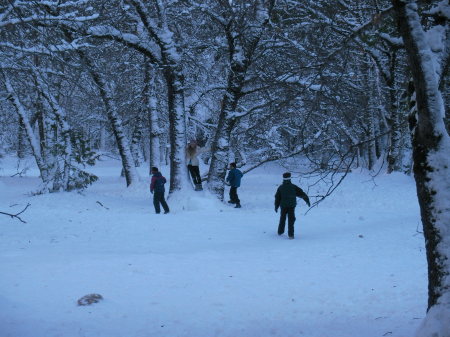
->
[207,49,246,200]
[393,2,450,334]
[63,22,139,187]
[207,2,273,200]
[81,55,138,187]
[207,92,239,200]
[2,71,51,190]
[33,70,73,191]
[207,39,251,200]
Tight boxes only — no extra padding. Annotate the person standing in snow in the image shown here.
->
[150,167,170,214]
[274,172,310,239]
[226,162,243,208]
[185,140,208,191]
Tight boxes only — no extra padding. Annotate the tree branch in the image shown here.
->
[0,203,30,223]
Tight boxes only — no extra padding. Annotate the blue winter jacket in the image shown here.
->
[226,168,243,187]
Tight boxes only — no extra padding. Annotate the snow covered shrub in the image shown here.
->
[66,132,99,191]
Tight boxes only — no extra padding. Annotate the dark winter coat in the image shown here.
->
[226,168,243,187]
[275,180,310,209]
[150,172,166,193]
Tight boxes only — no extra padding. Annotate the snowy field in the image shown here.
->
[0,156,427,337]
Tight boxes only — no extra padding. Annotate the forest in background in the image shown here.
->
[2,0,448,195]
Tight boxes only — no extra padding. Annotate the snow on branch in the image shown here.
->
[188,116,217,130]
[0,203,30,224]
[87,25,161,64]
[0,39,93,55]
[0,13,99,28]
[227,99,277,120]
[20,0,91,8]
[378,33,403,47]
[188,1,228,26]
[0,1,18,23]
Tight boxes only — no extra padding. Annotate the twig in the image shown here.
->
[10,166,29,177]
[304,152,356,215]
[96,201,109,210]
[415,222,423,235]
[0,203,31,223]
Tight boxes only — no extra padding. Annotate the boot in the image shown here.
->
[195,184,203,191]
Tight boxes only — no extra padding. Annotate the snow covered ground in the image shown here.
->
[0,156,427,337]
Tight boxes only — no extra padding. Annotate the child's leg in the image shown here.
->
[230,187,240,204]
[153,194,161,213]
[160,195,169,213]
[187,165,196,182]
[192,166,201,185]
[278,207,288,234]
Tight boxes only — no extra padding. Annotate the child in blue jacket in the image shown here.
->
[226,162,243,208]
[150,167,170,214]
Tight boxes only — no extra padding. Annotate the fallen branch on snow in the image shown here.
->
[96,201,109,210]
[0,203,31,223]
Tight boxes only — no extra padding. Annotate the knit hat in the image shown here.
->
[283,172,291,180]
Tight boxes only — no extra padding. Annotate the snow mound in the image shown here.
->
[415,303,450,337]
[168,188,224,212]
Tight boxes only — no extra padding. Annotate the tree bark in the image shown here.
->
[393,0,450,321]
[131,115,143,167]
[144,63,162,172]
[164,68,189,193]
[386,52,403,173]
[17,118,26,159]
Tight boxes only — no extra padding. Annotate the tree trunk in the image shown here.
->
[99,125,107,151]
[82,56,138,187]
[131,115,143,167]
[17,118,26,159]
[367,107,377,170]
[2,71,51,190]
[34,71,73,191]
[207,38,249,200]
[144,63,161,172]
[164,68,189,193]
[386,52,403,173]
[393,1,450,330]
[386,85,402,173]
[207,95,238,200]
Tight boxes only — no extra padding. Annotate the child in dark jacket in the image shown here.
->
[150,167,169,214]
[274,172,310,239]
[226,162,243,208]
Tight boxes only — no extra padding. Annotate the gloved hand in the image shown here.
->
[275,207,278,213]
[307,200,311,207]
